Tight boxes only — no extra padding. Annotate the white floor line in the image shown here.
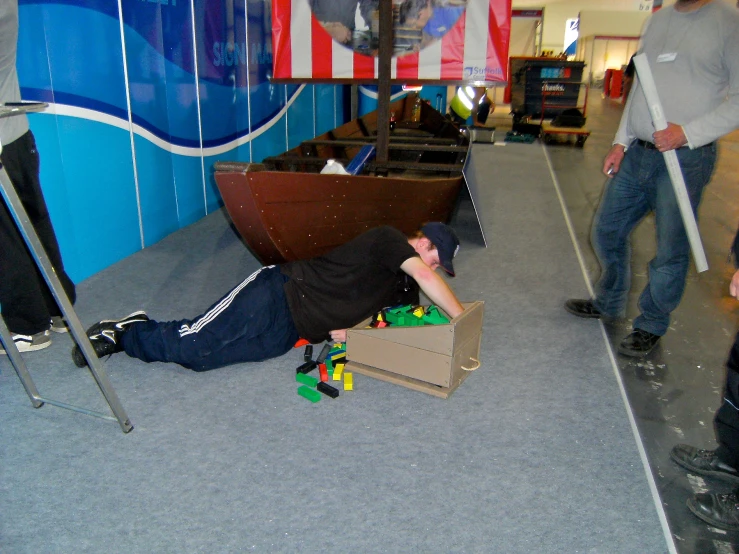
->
[542,143,678,554]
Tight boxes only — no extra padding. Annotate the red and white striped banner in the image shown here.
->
[272,0,511,83]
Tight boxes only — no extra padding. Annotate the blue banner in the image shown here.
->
[16,0,342,281]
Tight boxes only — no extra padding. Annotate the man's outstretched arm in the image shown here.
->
[400,257,465,319]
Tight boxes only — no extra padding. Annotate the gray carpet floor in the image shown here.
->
[1,143,669,553]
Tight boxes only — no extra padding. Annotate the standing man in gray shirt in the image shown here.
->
[565,0,739,357]
[0,0,76,354]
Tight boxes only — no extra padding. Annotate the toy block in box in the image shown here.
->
[345,301,484,399]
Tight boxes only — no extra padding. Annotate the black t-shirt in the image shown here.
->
[281,226,420,342]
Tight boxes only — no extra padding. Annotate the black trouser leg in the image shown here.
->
[715,332,739,468]
[0,131,75,335]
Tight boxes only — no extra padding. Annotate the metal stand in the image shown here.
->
[0,102,133,432]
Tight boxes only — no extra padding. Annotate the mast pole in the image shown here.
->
[376,0,393,163]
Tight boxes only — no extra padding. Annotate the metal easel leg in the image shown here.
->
[0,165,133,433]
[0,313,44,408]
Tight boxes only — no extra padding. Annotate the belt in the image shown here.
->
[634,138,714,151]
[634,138,658,150]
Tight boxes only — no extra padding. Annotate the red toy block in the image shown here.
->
[319,363,328,382]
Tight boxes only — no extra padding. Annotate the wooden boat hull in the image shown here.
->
[214,94,468,265]
[214,163,463,265]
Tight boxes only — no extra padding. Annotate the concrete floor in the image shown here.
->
[494,94,739,553]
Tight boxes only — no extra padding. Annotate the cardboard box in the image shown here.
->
[345,301,484,398]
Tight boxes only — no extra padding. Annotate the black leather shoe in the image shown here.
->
[564,299,603,319]
[670,444,739,484]
[617,329,660,357]
[688,490,739,531]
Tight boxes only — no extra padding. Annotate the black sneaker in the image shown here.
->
[688,490,739,531]
[72,311,149,367]
[618,329,661,357]
[564,299,603,319]
[670,444,739,484]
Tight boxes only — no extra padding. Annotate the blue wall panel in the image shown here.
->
[287,86,315,150]
[133,138,179,247]
[314,85,340,137]
[22,3,129,117]
[15,0,348,282]
[51,117,141,280]
[173,156,207,228]
[19,1,140,282]
[248,115,287,167]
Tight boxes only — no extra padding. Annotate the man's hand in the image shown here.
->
[321,22,352,44]
[329,329,347,343]
[652,123,688,152]
[730,269,739,299]
[603,144,626,176]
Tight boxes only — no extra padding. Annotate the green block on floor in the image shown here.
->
[296,373,318,387]
[297,385,321,403]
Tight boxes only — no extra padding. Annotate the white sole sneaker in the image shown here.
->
[0,330,52,355]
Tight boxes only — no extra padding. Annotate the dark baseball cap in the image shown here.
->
[421,222,460,276]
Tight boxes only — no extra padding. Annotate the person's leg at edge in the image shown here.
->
[0,131,76,335]
[633,144,716,336]
[120,266,299,372]
[590,146,651,317]
[714,336,739,469]
[672,333,739,477]
[686,333,739,531]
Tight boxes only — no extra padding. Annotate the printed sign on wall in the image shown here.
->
[272,0,512,83]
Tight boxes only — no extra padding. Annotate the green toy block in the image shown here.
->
[383,311,400,325]
[325,357,333,371]
[422,305,450,325]
[384,310,424,327]
[296,373,318,387]
[297,385,321,403]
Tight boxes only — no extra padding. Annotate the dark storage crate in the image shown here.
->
[509,58,585,121]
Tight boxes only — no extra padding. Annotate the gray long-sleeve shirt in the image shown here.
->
[614,0,739,149]
[0,1,29,149]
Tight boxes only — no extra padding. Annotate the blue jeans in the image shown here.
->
[121,266,299,371]
[591,141,716,336]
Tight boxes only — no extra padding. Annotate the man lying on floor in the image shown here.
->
[72,223,465,372]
